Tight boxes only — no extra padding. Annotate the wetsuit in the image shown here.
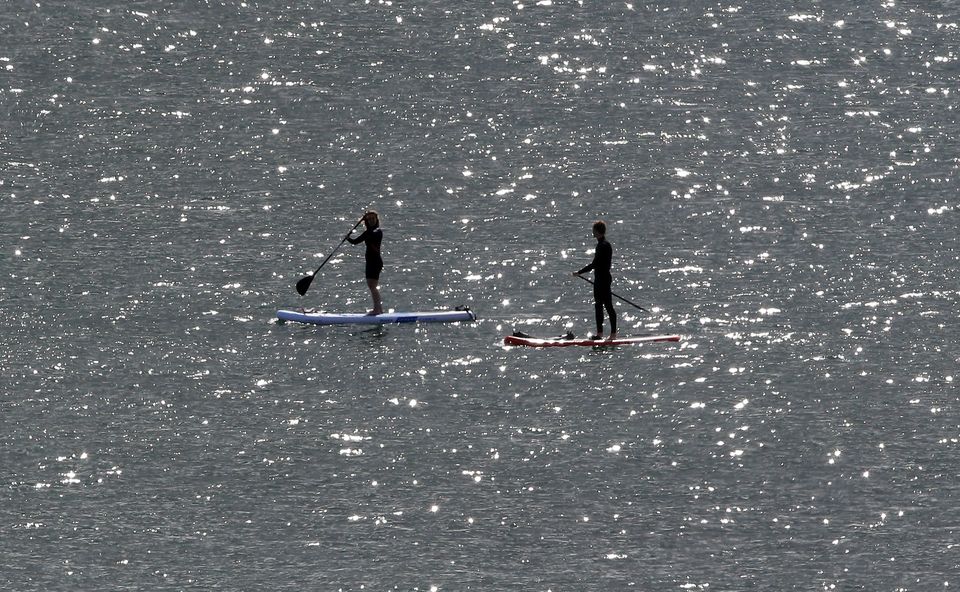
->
[347,227,383,280]
[577,238,616,336]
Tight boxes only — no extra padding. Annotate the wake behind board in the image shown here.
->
[277,308,476,326]
[503,333,681,348]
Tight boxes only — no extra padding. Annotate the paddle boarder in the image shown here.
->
[573,220,617,339]
[346,210,383,315]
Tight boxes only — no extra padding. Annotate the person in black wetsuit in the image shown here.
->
[573,220,617,339]
[347,210,383,315]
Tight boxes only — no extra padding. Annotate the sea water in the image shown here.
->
[2,1,958,589]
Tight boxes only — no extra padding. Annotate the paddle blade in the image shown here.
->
[295,274,314,296]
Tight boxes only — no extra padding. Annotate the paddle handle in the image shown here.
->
[296,218,363,295]
[575,274,648,312]
[311,219,361,275]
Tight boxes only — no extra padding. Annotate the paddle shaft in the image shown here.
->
[296,218,363,295]
[576,274,648,312]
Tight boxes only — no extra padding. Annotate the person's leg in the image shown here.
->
[367,278,383,315]
[593,283,605,337]
[604,294,617,339]
[595,280,616,338]
[594,301,605,337]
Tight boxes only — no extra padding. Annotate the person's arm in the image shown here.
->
[575,259,595,275]
[346,229,369,245]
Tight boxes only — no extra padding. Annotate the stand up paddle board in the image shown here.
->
[503,332,680,347]
[277,308,476,326]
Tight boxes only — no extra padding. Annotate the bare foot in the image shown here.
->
[366,309,383,316]
[607,332,618,341]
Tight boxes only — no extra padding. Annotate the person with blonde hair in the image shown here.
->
[347,210,384,315]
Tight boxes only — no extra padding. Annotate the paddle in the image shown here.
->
[295,218,364,296]
[574,274,648,312]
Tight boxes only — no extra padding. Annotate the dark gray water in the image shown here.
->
[3,1,958,590]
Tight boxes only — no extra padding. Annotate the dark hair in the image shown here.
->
[592,220,606,236]
[365,210,380,229]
